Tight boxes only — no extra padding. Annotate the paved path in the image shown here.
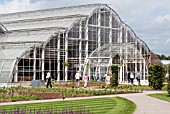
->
[0,91,170,114]
[122,91,170,114]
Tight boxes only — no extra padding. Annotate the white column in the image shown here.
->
[83,18,89,79]
[98,10,101,80]
[125,25,128,82]
[33,46,36,80]
[57,33,60,82]
[98,63,101,81]
[41,48,45,80]
[109,9,112,73]
[85,16,89,58]
[135,61,137,73]
[120,66,123,82]
[14,59,18,82]
[65,32,68,81]
[122,60,125,82]
[79,20,82,75]
[143,59,146,82]
[109,10,112,46]
[88,67,91,81]
[140,60,142,78]
[119,24,123,43]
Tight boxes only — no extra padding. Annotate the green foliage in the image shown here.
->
[0,97,136,114]
[156,54,170,60]
[62,61,69,66]
[10,96,41,102]
[148,93,170,102]
[167,77,170,94]
[148,64,165,90]
[110,65,118,87]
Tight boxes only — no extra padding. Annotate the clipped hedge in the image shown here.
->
[110,65,119,87]
[148,64,165,90]
[167,77,170,94]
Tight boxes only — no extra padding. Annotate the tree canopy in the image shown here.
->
[156,54,170,60]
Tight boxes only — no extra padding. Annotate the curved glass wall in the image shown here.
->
[0,4,150,84]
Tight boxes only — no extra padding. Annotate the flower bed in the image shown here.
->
[0,85,143,102]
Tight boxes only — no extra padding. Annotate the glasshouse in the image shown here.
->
[0,4,155,84]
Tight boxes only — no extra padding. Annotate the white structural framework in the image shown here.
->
[0,4,150,84]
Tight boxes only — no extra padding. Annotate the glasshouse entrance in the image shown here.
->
[83,43,149,83]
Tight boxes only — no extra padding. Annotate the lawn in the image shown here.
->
[148,93,170,102]
[0,97,136,114]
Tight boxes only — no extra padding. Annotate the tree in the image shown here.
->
[156,54,170,60]
[148,64,165,90]
[110,65,118,87]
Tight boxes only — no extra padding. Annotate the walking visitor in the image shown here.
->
[130,72,134,85]
[75,71,80,88]
[136,71,141,86]
[127,71,130,83]
[46,72,52,88]
[83,73,88,88]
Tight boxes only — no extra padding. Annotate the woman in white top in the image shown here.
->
[75,71,80,88]
[46,72,52,88]
[130,72,134,85]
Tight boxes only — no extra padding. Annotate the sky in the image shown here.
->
[0,0,170,56]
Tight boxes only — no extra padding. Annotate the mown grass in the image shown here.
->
[0,97,136,114]
[148,93,170,102]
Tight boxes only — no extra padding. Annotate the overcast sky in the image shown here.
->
[0,0,170,55]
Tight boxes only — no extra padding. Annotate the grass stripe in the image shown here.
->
[0,97,135,114]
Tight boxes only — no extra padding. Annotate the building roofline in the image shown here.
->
[0,3,105,16]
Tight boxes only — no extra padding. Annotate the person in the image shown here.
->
[106,75,110,86]
[136,71,141,86]
[46,72,52,88]
[75,71,80,88]
[83,73,88,88]
[130,72,134,85]
[127,71,130,83]
[103,73,107,82]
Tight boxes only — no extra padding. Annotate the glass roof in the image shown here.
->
[0,60,15,83]
[0,44,36,59]
[0,4,100,22]
[0,29,64,43]
[89,43,142,58]
[0,45,34,83]
[2,17,84,31]
[0,3,101,83]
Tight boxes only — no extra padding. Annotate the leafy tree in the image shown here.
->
[156,54,170,60]
[148,64,165,90]
[110,65,118,87]
[167,56,170,60]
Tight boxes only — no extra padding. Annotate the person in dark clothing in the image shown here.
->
[136,71,141,86]
[46,72,52,88]
[128,72,130,83]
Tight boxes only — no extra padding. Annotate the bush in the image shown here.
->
[148,64,165,90]
[167,77,170,94]
[110,65,118,87]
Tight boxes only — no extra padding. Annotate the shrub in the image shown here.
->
[148,64,165,90]
[110,65,118,87]
[167,77,170,94]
